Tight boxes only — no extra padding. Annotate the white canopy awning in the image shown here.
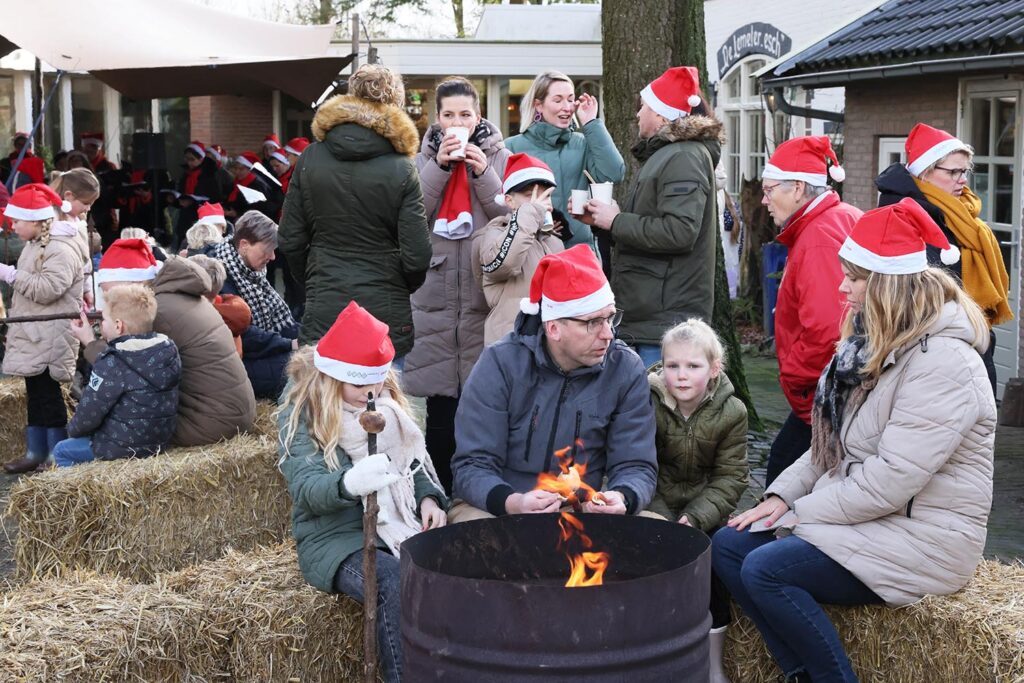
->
[0,0,354,104]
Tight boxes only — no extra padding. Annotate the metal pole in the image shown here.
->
[351,14,361,74]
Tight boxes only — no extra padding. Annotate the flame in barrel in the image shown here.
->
[558,512,610,587]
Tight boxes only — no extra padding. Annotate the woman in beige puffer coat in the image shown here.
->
[1,184,89,473]
[711,199,996,683]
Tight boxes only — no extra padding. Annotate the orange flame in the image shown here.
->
[535,440,603,509]
[557,511,610,587]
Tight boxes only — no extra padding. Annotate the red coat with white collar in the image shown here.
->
[774,191,861,423]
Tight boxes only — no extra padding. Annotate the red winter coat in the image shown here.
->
[774,191,861,423]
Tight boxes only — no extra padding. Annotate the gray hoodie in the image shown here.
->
[451,312,657,515]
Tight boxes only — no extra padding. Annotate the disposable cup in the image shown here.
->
[590,181,614,204]
[449,127,469,158]
[570,189,590,215]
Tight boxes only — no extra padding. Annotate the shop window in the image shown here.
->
[719,58,772,195]
[41,73,63,153]
[120,95,154,167]
[0,76,13,142]
[71,77,104,151]
[159,98,190,181]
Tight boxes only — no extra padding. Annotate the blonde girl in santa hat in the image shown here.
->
[277,300,447,683]
[876,122,1011,398]
[50,168,101,307]
[713,198,994,683]
[1,183,90,474]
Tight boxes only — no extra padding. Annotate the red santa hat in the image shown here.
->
[502,153,556,195]
[206,144,226,163]
[196,202,227,227]
[521,244,615,321]
[270,150,290,166]
[263,134,281,149]
[839,197,960,274]
[236,151,260,169]
[95,239,160,284]
[3,183,71,221]
[284,137,310,156]
[314,301,395,384]
[80,132,104,147]
[640,66,703,121]
[762,135,845,185]
[905,123,971,177]
[186,140,206,158]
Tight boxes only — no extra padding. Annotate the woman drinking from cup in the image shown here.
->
[505,71,625,258]
[712,198,996,683]
[402,76,510,492]
[874,123,1012,396]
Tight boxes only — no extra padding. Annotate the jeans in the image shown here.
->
[712,526,882,682]
[53,437,96,467]
[766,411,813,487]
[332,549,403,683]
[633,343,662,370]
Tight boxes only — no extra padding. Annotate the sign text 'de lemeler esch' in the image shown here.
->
[717,22,792,80]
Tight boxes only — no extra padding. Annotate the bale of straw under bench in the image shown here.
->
[0,570,226,681]
[6,423,290,583]
[0,378,76,464]
[724,559,1024,682]
[161,539,369,682]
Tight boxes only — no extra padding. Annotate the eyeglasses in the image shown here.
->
[934,165,973,181]
[562,309,624,334]
[761,182,788,199]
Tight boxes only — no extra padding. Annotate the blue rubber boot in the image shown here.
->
[45,427,69,468]
[3,426,49,474]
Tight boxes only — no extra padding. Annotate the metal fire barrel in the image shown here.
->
[401,513,711,682]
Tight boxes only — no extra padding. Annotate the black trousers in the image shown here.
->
[425,395,460,495]
[981,329,998,400]
[25,372,67,428]
[765,411,813,488]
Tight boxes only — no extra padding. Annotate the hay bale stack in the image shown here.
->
[6,431,290,583]
[724,560,1024,682]
[0,570,227,681]
[162,540,367,682]
[253,399,279,439]
[0,378,27,463]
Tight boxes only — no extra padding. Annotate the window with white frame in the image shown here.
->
[720,58,781,195]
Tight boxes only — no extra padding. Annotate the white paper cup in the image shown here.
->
[448,127,470,159]
[590,182,614,204]
[570,189,590,215]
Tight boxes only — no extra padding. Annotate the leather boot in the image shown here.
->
[3,426,49,474]
[708,626,732,683]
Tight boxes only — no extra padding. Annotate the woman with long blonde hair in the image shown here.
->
[711,198,996,683]
[277,301,446,683]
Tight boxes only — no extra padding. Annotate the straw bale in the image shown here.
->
[724,559,1024,682]
[161,540,368,682]
[0,378,75,464]
[6,429,290,583]
[0,570,227,681]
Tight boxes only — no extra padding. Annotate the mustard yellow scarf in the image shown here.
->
[913,180,1013,326]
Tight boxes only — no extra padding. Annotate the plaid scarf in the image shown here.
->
[211,240,295,333]
[810,315,875,473]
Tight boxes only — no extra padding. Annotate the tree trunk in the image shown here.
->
[601,0,762,430]
[451,0,465,38]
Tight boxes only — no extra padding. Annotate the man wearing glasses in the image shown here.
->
[449,245,657,522]
[760,136,862,487]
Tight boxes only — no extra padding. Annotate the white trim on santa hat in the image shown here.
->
[536,281,615,322]
[433,211,473,239]
[502,166,556,194]
[284,143,304,156]
[906,138,969,177]
[263,138,281,149]
[838,237,928,275]
[3,204,56,221]
[94,265,161,284]
[270,150,290,165]
[236,155,254,169]
[80,137,103,148]
[206,147,223,163]
[196,213,227,227]
[640,84,688,121]
[761,162,828,186]
[313,348,392,384]
[187,142,205,158]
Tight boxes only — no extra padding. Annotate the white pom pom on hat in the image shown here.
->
[828,164,846,183]
[687,94,701,108]
[520,298,540,315]
[61,200,72,213]
[940,244,961,265]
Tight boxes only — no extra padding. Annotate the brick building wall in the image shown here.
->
[189,94,274,156]
[840,77,959,211]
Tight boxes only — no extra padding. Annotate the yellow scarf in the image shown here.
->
[913,180,1013,326]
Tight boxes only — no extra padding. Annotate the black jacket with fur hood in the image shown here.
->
[610,115,724,347]
[278,94,432,354]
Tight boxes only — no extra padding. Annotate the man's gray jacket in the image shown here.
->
[451,312,658,516]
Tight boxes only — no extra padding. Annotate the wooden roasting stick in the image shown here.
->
[0,310,102,324]
[358,392,386,683]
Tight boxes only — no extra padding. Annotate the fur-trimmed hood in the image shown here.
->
[312,94,420,158]
[633,114,725,163]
